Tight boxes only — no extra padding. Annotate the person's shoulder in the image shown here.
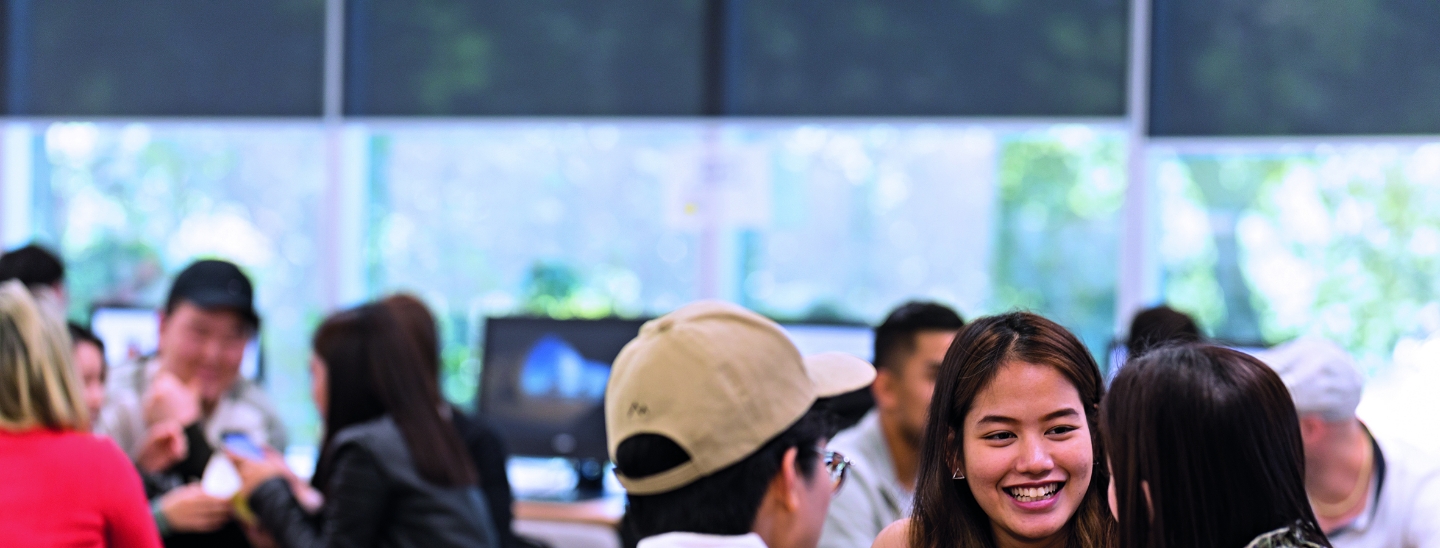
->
[32,431,134,473]
[331,416,402,456]
[1242,524,1327,548]
[871,518,912,548]
[69,432,130,460]
[1372,430,1440,481]
[29,428,120,451]
[829,423,867,454]
[830,411,884,457]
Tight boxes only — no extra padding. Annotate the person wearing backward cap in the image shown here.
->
[607,301,876,548]
[1258,337,1440,548]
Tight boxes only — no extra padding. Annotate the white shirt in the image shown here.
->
[819,410,913,548]
[1328,429,1440,548]
[638,532,768,548]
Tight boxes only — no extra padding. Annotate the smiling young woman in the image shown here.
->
[873,312,1115,548]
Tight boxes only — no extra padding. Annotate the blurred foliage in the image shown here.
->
[521,261,625,320]
[992,130,1124,361]
[1151,0,1440,135]
[1181,157,1287,342]
[1160,147,1440,370]
[63,238,166,320]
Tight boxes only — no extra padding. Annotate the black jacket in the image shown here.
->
[451,408,522,548]
[249,416,498,548]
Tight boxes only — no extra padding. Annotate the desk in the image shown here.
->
[515,497,625,548]
[515,496,625,528]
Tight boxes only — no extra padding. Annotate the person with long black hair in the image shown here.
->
[231,302,498,548]
[381,293,536,548]
[1101,344,1331,548]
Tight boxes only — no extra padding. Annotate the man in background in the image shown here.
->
[1260,338,1440,548]
[0,243,69,316]
[609,301,874,548]
[99,259,286,546]
[819,302,963,548]
[1125,304,1201,359]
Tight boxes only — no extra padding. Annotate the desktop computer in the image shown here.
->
[479,317,647,498]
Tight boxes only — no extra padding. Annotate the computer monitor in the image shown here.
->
[478,317,648,463]
[90,307,161,368]
[89,306,263,381]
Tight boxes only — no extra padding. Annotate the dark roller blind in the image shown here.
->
[345,0,706,116]
[729,0,1129,116]
[1149,0,1440,136]
[4,0,325,116]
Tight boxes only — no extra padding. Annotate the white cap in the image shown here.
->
[1255,337,1364,421]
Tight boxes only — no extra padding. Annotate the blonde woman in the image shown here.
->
[0,281,161,547]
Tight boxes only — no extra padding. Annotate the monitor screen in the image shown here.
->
[479,317,647,461]
[90,307,161,368]
[89,306,263,381]
[780,323,874,362]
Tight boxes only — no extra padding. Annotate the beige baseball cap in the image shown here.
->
[605,300,876,495]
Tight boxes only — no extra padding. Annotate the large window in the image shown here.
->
[361,122,1125,404]
[1155,145,1440,370]
[362,123,705,401]
[719,124,1125,352]
[1152,143,1440,449]
[1,1,1438,454]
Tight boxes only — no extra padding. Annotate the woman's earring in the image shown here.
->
[952,469,965,480]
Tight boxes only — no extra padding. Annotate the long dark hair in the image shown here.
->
[311,303,477,490]
[910,312,1115,548]
[1101,345,1330,548]
[380,293,443,384]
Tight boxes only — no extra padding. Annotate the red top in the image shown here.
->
[0,428,162,548]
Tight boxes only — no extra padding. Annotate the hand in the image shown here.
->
[159,484,232,533]
[144,372,201,427]
[228,448,290,500]
[137,421,188,473]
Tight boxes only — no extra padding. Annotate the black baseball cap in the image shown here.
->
[165,259,260,330]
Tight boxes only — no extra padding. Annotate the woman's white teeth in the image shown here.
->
[1007,483,1060,502]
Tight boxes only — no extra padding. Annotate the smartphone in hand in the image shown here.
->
[221,432,266,461]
